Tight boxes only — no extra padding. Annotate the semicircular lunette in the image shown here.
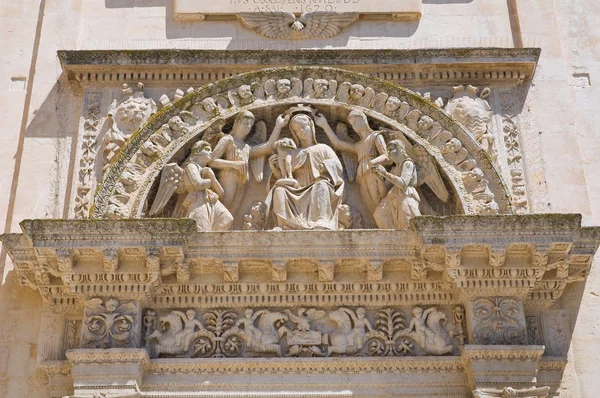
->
[93,67,512,229]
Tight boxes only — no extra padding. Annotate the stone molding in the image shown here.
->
[58,48,540,87]
[1,214,598,313]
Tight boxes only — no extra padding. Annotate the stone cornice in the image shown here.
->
[462,345,545,362]
[2,214,598,311]
[57,48,540,87]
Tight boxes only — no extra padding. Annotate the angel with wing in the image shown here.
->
[209,110,289,216]
[314,109,388,215]
[239,12,358,40]
[149,140,233,232]
[369,136,449,230]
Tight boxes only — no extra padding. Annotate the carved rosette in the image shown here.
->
[92,67,512,221]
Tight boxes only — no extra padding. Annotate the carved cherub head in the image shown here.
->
[314,79,329,96]
[276,79,292,95]
[443,138,462,154]
[168,116,187,133]
[201,98,220,116]
[349,84,366,101]
[237,85,253,100]
[417,115,435,131]
[384,96,401,113]
[244,308,254,318]
[141,141,160,158]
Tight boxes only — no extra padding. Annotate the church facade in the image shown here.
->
[1,1,600,397]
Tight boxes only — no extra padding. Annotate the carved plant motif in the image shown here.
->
[81,298,139,349]
[472,297,527,345]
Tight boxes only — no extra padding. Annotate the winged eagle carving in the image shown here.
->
[239,12,359,40]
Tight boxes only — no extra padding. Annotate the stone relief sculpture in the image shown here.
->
[265,78,303,100]
[370,138,449,230]
[82,298,139,349]
[318,110,388,215]
[472,297,527,345]
[149,140,233,231]
[303,78,338,99]
[242,201,268,231]
[209,110,284,215]
[102,83,157,171]
[445,85,497,161]
[239,12,359,40]
[397,307,454,355]
[265,108,345,230]
[95,69,510,220]
[141,306,457,359]
[473,387,550,398]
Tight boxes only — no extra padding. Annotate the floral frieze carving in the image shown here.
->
[143,306,465,359]
[82,298,140,349]
[471,297,527,345]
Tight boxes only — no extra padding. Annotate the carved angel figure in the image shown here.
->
[265,78,302,100]
[397,307,453,355]
[228,83,264,107]
[190,96,227,123]
[370,134,449,229]
[149,140,233,232]
[304,78,338,99]
[336,82,375,107]
[316,110,388,216]
[239,12,358,40]
[209,110,286,216]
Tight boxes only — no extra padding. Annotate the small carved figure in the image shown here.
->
[228,83,264,107]
[102,83,157,171]
[210,110,285,215]
[242,201,268,231]
[337,204,362,230]
[273,138,298,180]
[316,110,388,216]
[342,308,374,350]
[304,78,338,99]
[190,97,227,123]
[442,138,469,165]
[235,309,287,355]
[143,310,157,337]
[336,82,375,107]
[398,307,453,355]
[266,108,344,230]
[371,140,421,230]
[265,78,302,100]
[149,140,233,232]
[445,85,497,161]
[451,306,466,346]
[172,310,205,352]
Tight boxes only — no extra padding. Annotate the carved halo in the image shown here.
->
[93,67,512,221]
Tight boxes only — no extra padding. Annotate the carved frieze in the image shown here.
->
[142,306,459,359]
[469,297,527,346]
[81,298,141,349]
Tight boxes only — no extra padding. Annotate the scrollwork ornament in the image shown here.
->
[472,297,527,345]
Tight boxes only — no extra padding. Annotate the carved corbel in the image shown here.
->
[271,260,287,282]
[102,249,119,273]
[446,251,462,268]
[223,260,239,282]
[489,250,505,267]
[410,260,427,281]
[466,297,528,345]
[318,260,334,282]
[367,260,384,282]
[56,248,74,273]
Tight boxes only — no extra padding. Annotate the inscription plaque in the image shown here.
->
[174,0,423,20]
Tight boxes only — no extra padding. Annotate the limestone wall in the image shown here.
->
[1,0,599,397]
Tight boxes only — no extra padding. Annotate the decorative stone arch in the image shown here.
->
[92,67,512,221]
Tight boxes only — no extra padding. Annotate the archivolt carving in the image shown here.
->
[91,67,512,223]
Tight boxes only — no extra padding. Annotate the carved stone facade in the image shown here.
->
[2,2,600,397]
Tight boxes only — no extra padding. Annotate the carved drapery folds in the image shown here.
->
[93,67,513,225]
